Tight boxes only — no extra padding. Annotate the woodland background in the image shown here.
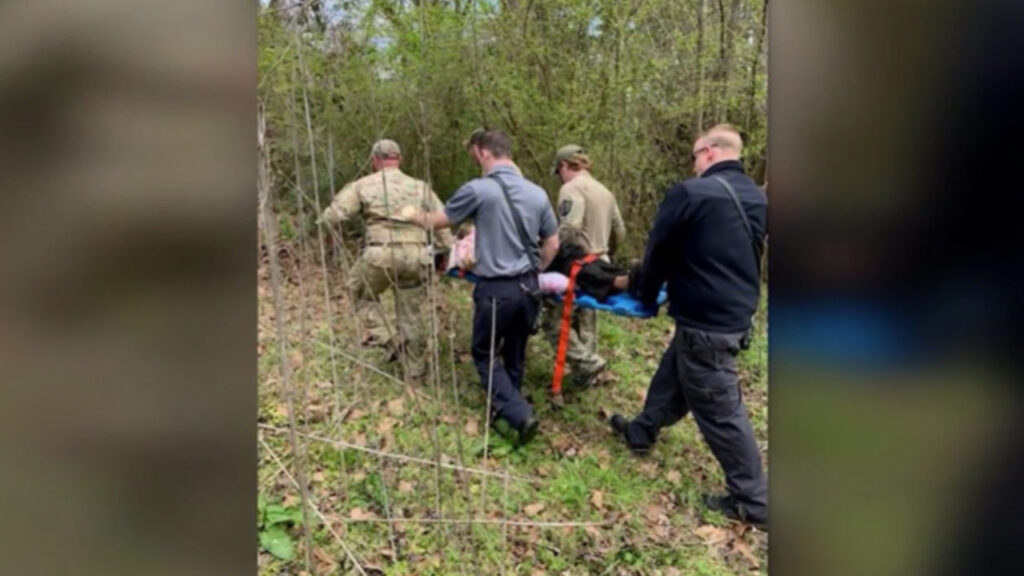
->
[259,0,767,251]
[258,1,769,575]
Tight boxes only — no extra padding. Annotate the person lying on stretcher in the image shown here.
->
[448,225,641,301]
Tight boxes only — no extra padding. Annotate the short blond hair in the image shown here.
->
[563,153,591,171]
[702,123,744,154]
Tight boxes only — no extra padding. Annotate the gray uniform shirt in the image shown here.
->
[444,164,558,278]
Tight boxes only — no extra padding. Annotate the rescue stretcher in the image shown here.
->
[445,269,666,318]
[446,267,668,398]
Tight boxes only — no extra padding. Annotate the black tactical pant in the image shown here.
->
[471,273,540,430]
[625,324,767,517]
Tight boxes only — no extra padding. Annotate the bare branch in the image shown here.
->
[259,424,537,483]
[337,517,611,528]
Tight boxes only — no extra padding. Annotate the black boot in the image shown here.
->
[492,416,539,448]
[518,416,539,447]
[608,414,650,456]
[702,493,767,530]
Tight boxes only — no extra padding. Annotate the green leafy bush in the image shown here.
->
[257,493,306,561]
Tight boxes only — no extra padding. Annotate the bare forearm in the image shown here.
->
[539,234,559,271]
[611,224,626,256]
[412,210,451,231]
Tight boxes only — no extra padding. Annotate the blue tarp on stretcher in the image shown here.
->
[446,269,668,319]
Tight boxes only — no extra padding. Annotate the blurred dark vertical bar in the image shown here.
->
[0,2,255,576]
[771,0,1024,575]
[925,2,1024,575]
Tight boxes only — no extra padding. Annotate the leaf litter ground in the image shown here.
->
[258,255,768,575]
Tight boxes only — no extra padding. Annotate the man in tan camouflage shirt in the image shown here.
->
[542,144,627,389]
[320,139,453,381]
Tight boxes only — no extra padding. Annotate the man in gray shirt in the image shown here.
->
[414,129,559,446]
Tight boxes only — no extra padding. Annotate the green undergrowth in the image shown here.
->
[258,279,768,575]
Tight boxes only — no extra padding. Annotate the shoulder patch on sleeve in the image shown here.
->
[559,198,573,218]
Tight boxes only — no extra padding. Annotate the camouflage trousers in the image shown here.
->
[347,244,433,381]
[541,300,606,381]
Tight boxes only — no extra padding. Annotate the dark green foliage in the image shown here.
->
[260,0,767,257]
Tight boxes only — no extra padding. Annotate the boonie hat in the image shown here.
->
[551,144,586,175]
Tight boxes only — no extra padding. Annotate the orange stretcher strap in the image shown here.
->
[552,254,600,395]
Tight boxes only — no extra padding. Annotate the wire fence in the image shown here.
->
[257,9,607,574]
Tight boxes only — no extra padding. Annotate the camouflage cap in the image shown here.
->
[551,144,586,175]
[370,139,402,158]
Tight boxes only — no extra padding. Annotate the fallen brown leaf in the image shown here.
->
[386,397,406,416]
[377,417,398,434]
[349,507,376,520]
[694,524,730,546]
[733,539,760,568]
[398,481,415,493]
[273,403,289,419]
[638,461,659,477]
[666,469,682,486]
[306,403,328,423]
[464,418,480,436]
[654,523,671,541]
[523,503,545,516]
[590,490,605,510]
[645,504,665,523]
[313,548,338,574]
[321,511,341,525]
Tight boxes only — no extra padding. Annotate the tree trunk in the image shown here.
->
[257,100,271,246]
[714,0,742,123]
[695,0,706,133]
[310,0,327,32]
[744,0,769,133]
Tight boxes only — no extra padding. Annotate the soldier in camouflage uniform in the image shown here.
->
[542,144,627,389]
[320,139,453,381]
